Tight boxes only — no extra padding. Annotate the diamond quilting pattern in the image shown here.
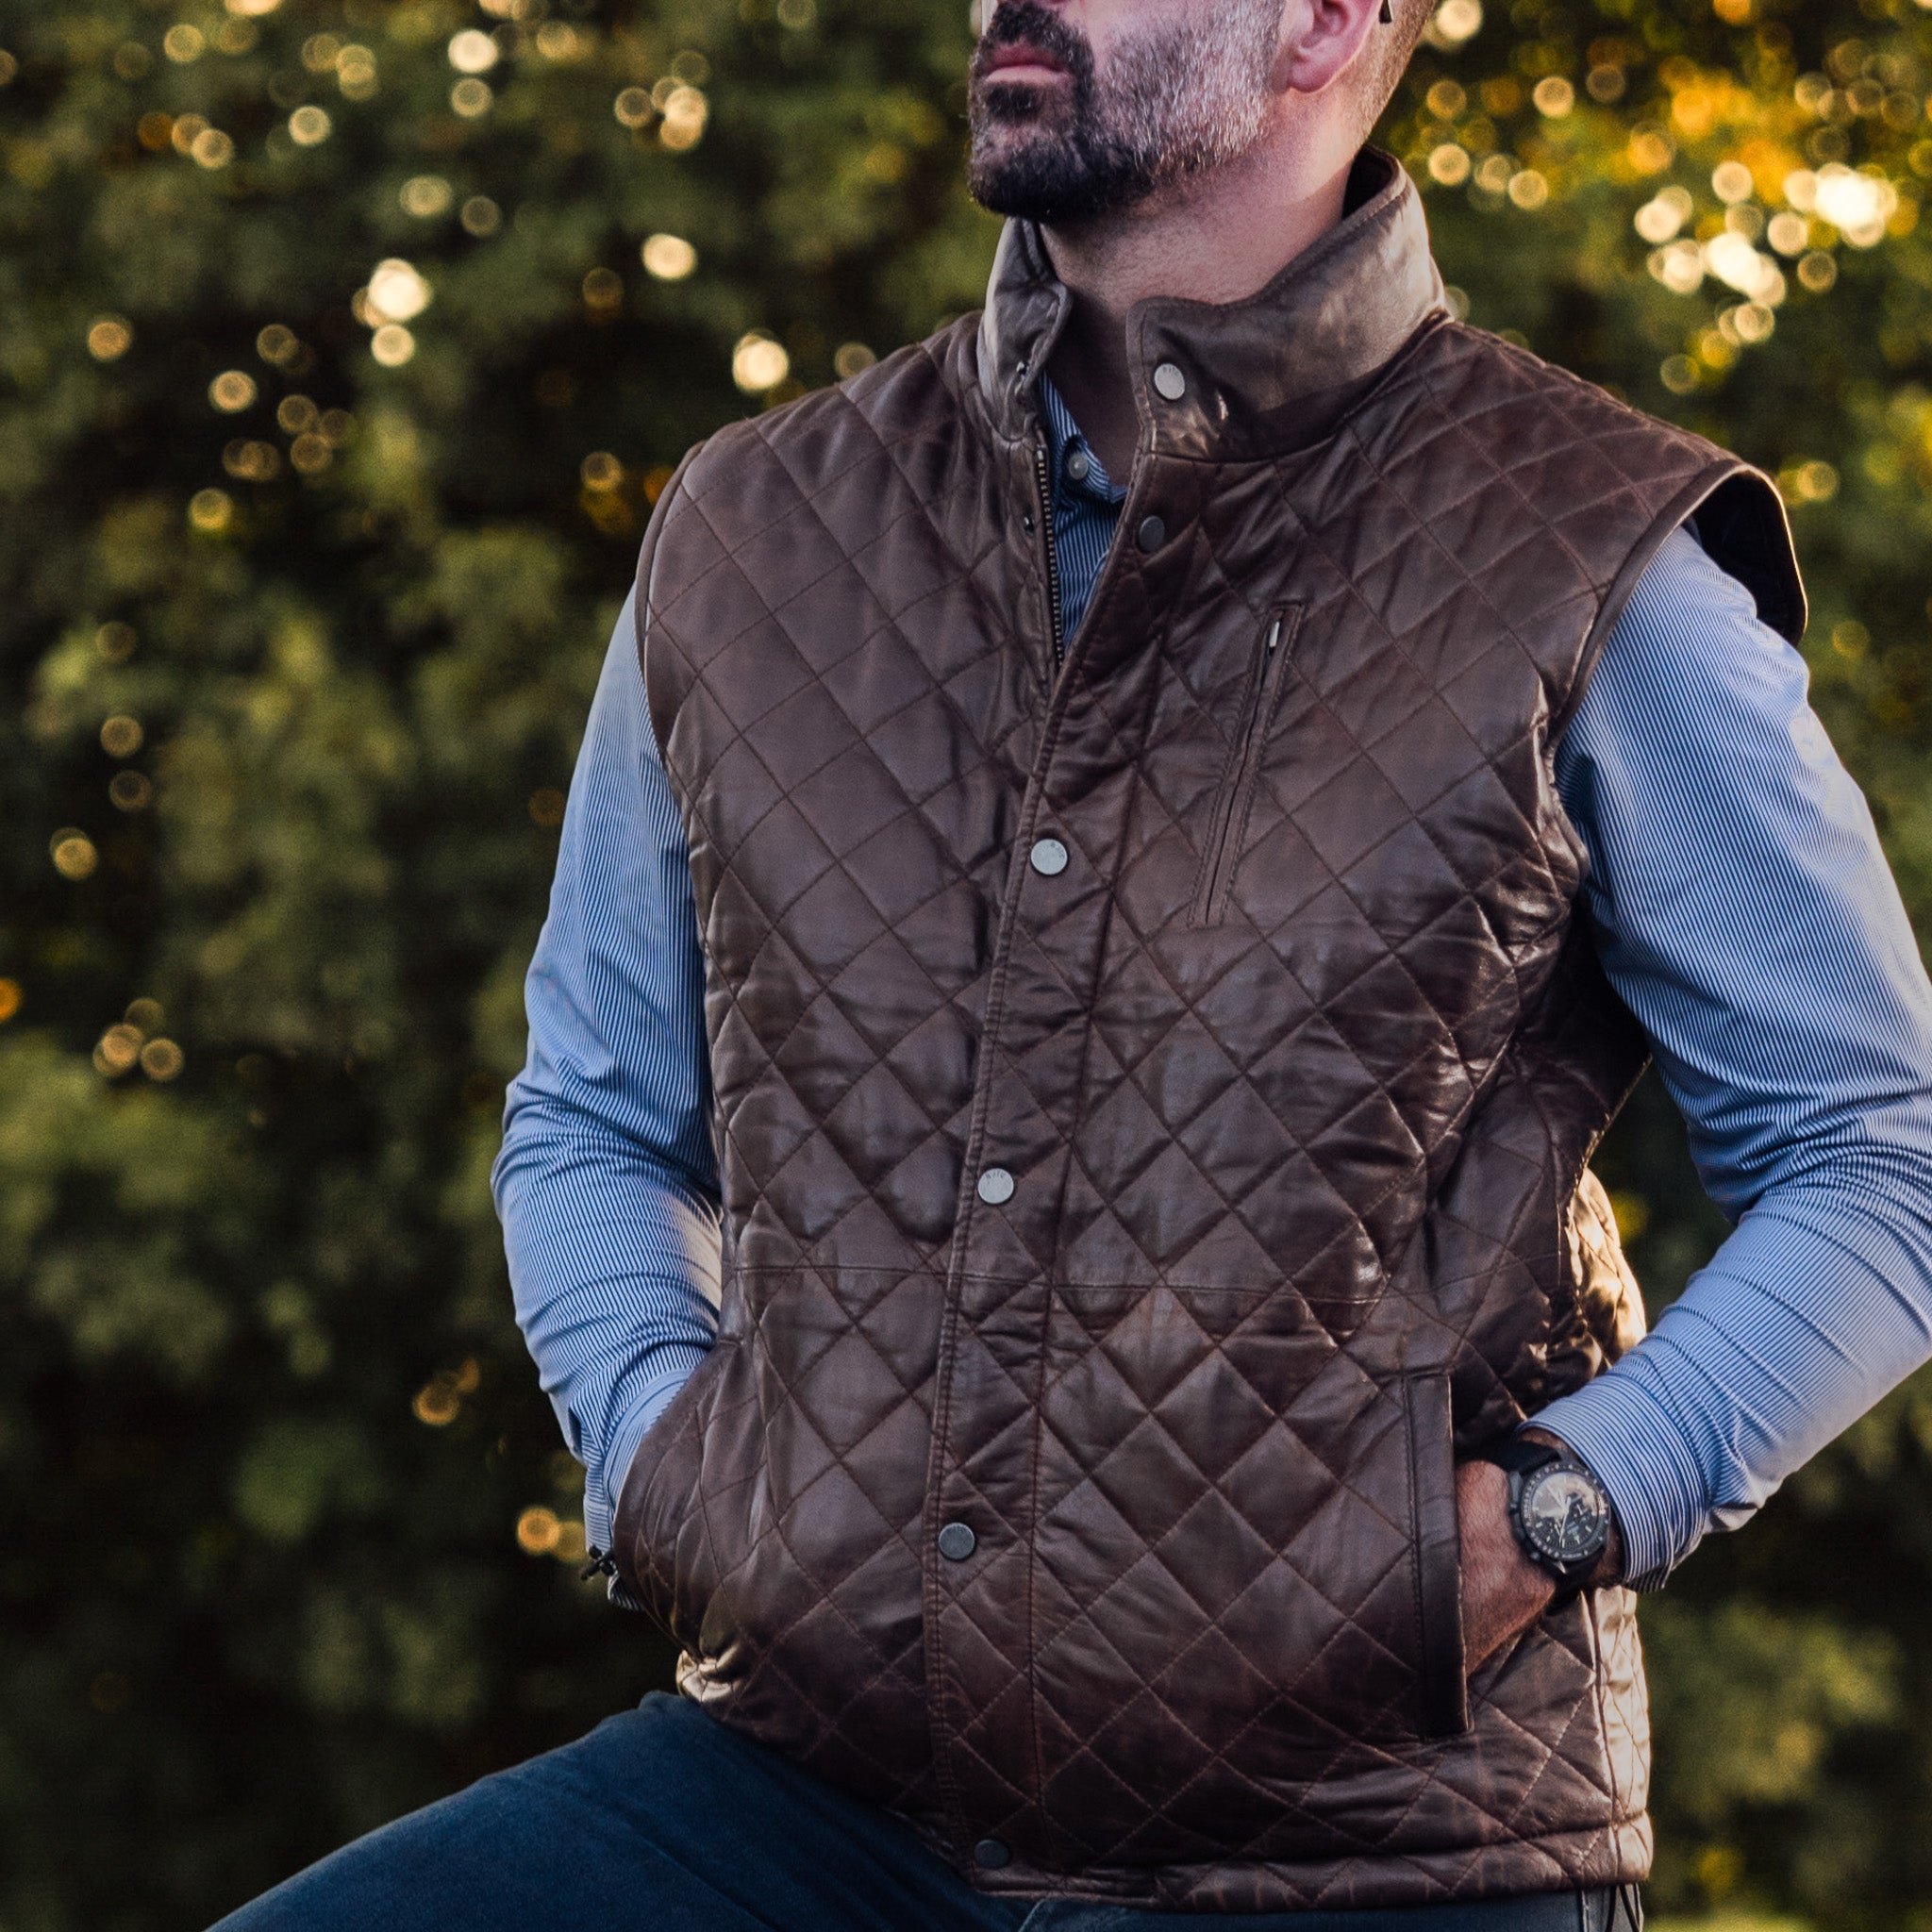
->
[619,170,1801,1911]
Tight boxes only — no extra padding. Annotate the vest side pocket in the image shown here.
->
[612,1337,731,1645]
[1189,605,1302,929]
[1404,1369,1471,1739]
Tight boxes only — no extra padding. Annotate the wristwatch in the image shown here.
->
[1474,1435,1613,1594]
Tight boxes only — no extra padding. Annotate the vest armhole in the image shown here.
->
[1551,460,1807,748]
[633,441,707,771]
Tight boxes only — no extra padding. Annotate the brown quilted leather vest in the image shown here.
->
[615,149,1804,1910]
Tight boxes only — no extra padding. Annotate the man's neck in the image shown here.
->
[1040,148,1353,480]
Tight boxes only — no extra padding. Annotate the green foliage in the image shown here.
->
[5,0,1932,1926]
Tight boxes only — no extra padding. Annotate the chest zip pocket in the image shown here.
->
[1190,604,1302,929]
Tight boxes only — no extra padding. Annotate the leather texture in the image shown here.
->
[616,148,1803,1912]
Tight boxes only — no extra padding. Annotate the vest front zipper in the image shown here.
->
[1032,440,1065,664]
[1190,606,1300,928]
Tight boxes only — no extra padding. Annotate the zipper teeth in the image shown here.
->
[1033,441,1064,662]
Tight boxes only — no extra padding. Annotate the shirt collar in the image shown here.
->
[1037,374,1127,508]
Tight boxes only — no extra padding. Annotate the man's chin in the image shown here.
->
[967,127,1137,224]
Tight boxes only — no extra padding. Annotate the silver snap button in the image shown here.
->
[1152,361,1186,401]
[938,1520,977,1561]
[1029,837,1068,876]
[976,1166,1015,1205]
[1136,514,1166,553]
[973,1837,1011,1870]
[1065,448,1091,482]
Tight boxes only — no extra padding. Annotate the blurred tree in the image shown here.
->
[3,1,1932,1927]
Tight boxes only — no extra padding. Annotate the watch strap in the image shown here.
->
[1471,1434,1561,1481]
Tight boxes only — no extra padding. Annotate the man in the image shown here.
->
[220,0,1932,1927]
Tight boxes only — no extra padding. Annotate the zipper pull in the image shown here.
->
[1264,616,1283,655]
[578,1545,619,1581]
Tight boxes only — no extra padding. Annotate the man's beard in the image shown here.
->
[967,0,1282,225]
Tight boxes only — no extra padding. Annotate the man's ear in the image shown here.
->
[1273,0,1384,96]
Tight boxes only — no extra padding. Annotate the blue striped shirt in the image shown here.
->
[494,376,1932,1591]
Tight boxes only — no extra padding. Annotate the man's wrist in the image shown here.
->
[1517,1424,1625,1589]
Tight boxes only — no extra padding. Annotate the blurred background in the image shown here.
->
[2,0,1929,1925]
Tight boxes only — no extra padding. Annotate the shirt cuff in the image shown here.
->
[1529,1370,1708,1591]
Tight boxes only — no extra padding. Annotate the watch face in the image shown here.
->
[1520,1465,1607,1564]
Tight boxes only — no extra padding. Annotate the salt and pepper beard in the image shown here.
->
[967,0,1286,225]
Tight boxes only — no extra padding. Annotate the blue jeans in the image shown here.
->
[212,1692,1639,1930]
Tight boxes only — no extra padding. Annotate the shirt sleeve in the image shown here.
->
[491,588,720,1560]
[1536,525,1932,1588]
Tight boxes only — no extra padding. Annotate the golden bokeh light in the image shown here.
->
[109,772,153,812]
[191,128,235,170]
[189,489,234,532]
[337,45,376,99]
[400,175,453,218]
[460,195,502,236]
[1532,77,1574,118]
[834,341,876,378]
[451,77,493,118]
[367,259,432,323]
[51,830,99,880]
[141,1038,185,1081]
[582,267,624,314]
[100,715,143,758]
[224,439,282,482]
[1426,0,1482,49]
[641,233,697,280]
[448,29,500,75]
[88,317,133,361]
[288,106,332,147]
[578,452,623,491]
[659,85,708,151]
[0,980,21,1024]
[412,1381,459,1425]
[290,431,332,473]
[96,623,136,662]
[732,331,790,393]
[516,1507,561,1555]
[1428,144,1472,187]
[209,370,258,413]
[370,325,416,368]
[614,86,652,128]
[94,1024,142,1075]
[125,998,163,1034]
[163,24,205,62]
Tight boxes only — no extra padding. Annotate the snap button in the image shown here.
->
[1152,360,1186,401]
[1136,514,1166,552]
[1029,837,1068,876]
[973,1837,1011,1870]
[939,1521,977,1561]
[976,1166,1015,1205]
[1065,448,1091,483]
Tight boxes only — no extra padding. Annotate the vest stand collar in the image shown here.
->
[975,146,1448,461]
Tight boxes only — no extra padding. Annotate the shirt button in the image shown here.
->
[1065,448,1091,482]
[1136,514,1166,553]
[1029,837,1068,876]
[973,1837,1011,1870]
[976,1166,1015,1205]
[938,1521,978,1561]
[1152,360,1187,401]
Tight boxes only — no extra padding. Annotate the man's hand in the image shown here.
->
[1457,1429,1625,1674]
[1456,1457,1557,1674]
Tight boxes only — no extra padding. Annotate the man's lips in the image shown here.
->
[980,42,1070,83]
